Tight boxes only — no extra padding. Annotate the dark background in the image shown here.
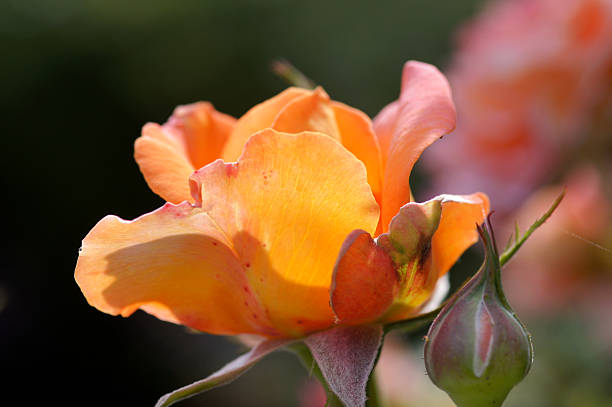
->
[5,0,576,406]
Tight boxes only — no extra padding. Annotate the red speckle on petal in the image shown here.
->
[243,286,249,293]
[225,162,239,177]
[212,242,218,246]
[245,262,251,268]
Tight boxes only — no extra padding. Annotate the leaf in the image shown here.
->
[304,325,383,407]
[155,338,291,407]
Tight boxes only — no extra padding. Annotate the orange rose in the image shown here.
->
[75,61,488,339]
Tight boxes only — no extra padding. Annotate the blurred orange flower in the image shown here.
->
[422,0,612,213]
[75,61,488,338]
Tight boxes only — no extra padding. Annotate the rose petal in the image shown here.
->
[221,87,310,161]
[332,101,384,208]
[134,102,235,203]
[431,193,490,277]
[331,230,399,325]
[190,129,380,336]
[374,61,457,230]
[166,102,236,170]
[75,202,275,335]
[372,100,399,168]
[272,87,341,141]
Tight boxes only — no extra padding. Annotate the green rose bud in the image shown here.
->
[424,220,533,407]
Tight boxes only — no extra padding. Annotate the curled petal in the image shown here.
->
[75,202,274,335]
[372,100,399,168]
[272,87,341,141]
[431,193,490,277]
[331,230,399,325]
[374,61,457,230]
[331,193,488,325]
[134,124,194,203]
[221,87,310,161]
[190,129,380,336]
[134,102,235,203]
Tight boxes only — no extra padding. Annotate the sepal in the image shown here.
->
[155,338,292,407]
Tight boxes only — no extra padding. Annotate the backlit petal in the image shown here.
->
[75,202,275,336]
[190,129,380,336]
[134,102,235,203]
[272,87,341,141]
[221,87,310,161]
[166,102,236,169]
[431,193,490,277]
[376,61,456,230]
[372,100,399,168]
[332,101,384,207]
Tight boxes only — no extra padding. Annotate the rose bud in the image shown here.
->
[424,219,533,407]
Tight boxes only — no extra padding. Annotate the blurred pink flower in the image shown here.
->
[421,0,612,213]
[375,336,455,407]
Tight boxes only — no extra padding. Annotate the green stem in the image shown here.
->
[271,59,316,89]
[499,189,565,266]
[365,372,382,407]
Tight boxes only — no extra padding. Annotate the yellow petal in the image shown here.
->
[191,129,380,336]
[332,101,384,209]
[272,87,341,141]
[431,193,490,277]
[134,124,195,203]
[221,87,310,161]
[75,202,276,336]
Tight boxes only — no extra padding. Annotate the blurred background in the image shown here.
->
[1,0,611,406]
